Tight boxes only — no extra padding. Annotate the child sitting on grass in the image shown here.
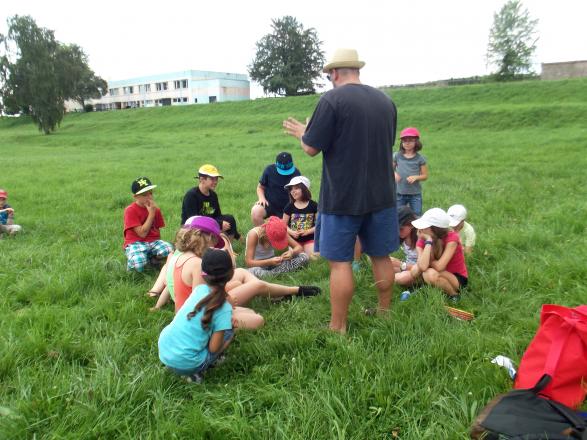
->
[391,206,419,285]
[158,248,238,384]
[123,177,173,272]
[410,208,468,300]
[149,216,320,315]
[447,204,476,255]
[283,176,318,257]
[245,216,309,279]
[0,189,22,237]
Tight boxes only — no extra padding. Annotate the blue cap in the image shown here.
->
[275,152,296,176]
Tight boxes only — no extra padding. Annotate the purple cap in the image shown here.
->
[183,216,225,248]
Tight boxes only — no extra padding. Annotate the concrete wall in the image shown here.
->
[541,60,587,80]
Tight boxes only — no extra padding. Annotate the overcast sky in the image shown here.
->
[1,0,586,98]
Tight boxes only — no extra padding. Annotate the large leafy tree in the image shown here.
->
[487,0,539,80]
[57,44,108,108]
[0,15,106,134]
[249,16,325,96]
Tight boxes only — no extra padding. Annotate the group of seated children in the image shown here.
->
[393,204,476,300]
[121,143,476,382]
[0,189,22,238]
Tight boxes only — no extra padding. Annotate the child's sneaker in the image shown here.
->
[184,373,203,384]
[449,294,461,304]
[297,285,322,297]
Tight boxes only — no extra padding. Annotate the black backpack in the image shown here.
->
[470,375,587,439]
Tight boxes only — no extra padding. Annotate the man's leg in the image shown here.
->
[328,261,354,333]
[319,213,360,334]
[359,206,400,311]
[370,256,395,311]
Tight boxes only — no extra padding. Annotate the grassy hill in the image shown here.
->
[1,78,586,439]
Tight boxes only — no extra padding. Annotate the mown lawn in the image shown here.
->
[1,77,586,439]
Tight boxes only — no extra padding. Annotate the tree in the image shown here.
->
[57,44,107,109]
[0,15,107,133]
[249,16,325,96]
[487,0,539,80]
[1,15,63,133]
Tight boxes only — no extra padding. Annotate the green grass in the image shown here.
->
[1,77,587,439]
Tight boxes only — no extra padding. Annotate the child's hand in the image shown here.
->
[394,172,401,183]
[221,221,231,232]
[146,200,158,213]
[255,198,268,207]
[281,250,293,261]
[270,256,283,265]
[407,175,419,184]
[0,207,13,214]
[289,229,300,239]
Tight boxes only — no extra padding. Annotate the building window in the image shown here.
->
[209,96,217,103]
[194,98,198,103]
[174,79,188,89]
[109,88,118,96]
[156,82,168,91]
[139,84,151,93]
[123,86,134,94]
[182,97,187,102]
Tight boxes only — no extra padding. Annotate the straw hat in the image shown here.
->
[323,48,365,73]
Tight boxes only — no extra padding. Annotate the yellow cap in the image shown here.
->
[197,164,223,178]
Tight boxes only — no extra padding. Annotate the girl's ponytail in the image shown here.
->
[187,269,234,328]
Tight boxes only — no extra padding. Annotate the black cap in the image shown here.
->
[275,152,295,176]
[201,249,233,277]
[131,176,157,195]
[398,205,417,226]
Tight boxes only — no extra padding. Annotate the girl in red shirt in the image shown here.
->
[410,208,468,298]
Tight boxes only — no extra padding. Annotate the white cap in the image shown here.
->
[284,175,311,190]
[447,204,467,227]
[411,208,451,229]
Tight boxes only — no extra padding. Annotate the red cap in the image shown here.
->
[400,127,420,138]
[263,216,289,250]
[0,189,7,198]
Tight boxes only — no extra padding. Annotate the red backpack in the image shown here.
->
[514,304,587,409]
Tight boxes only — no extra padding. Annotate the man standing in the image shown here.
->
[283,48,399,333]
[181,164,240,240]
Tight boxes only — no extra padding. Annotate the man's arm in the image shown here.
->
[283,117,320,157]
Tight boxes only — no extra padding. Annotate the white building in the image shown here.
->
[90,70,250,110]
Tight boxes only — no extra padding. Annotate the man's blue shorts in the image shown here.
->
[315,207,400,262]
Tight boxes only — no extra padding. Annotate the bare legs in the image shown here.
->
[370,256,395,311]
[328,261,355,333]
[250,205,267,227]
[328,256,395,334]
[227,268,298,305]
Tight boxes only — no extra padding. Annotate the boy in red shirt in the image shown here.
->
[123,177,173,272]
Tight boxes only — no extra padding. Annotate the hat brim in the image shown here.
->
[135,184,157,195]
[197,173,223,178]
[322,60,365,73]
[411,218,432,230]
[448,217,462,227]
[276,166,296,176]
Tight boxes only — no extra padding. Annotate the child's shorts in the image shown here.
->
[125,240,173,271]
[166,329,234,377]
[452,273,468,290]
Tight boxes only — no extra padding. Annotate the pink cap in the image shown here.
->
[183,216,225,248]
[400,127,420,138]
[263,216,289,250]
[0,189,7,198]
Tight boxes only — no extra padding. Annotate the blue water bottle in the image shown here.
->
[400,290,411,301]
